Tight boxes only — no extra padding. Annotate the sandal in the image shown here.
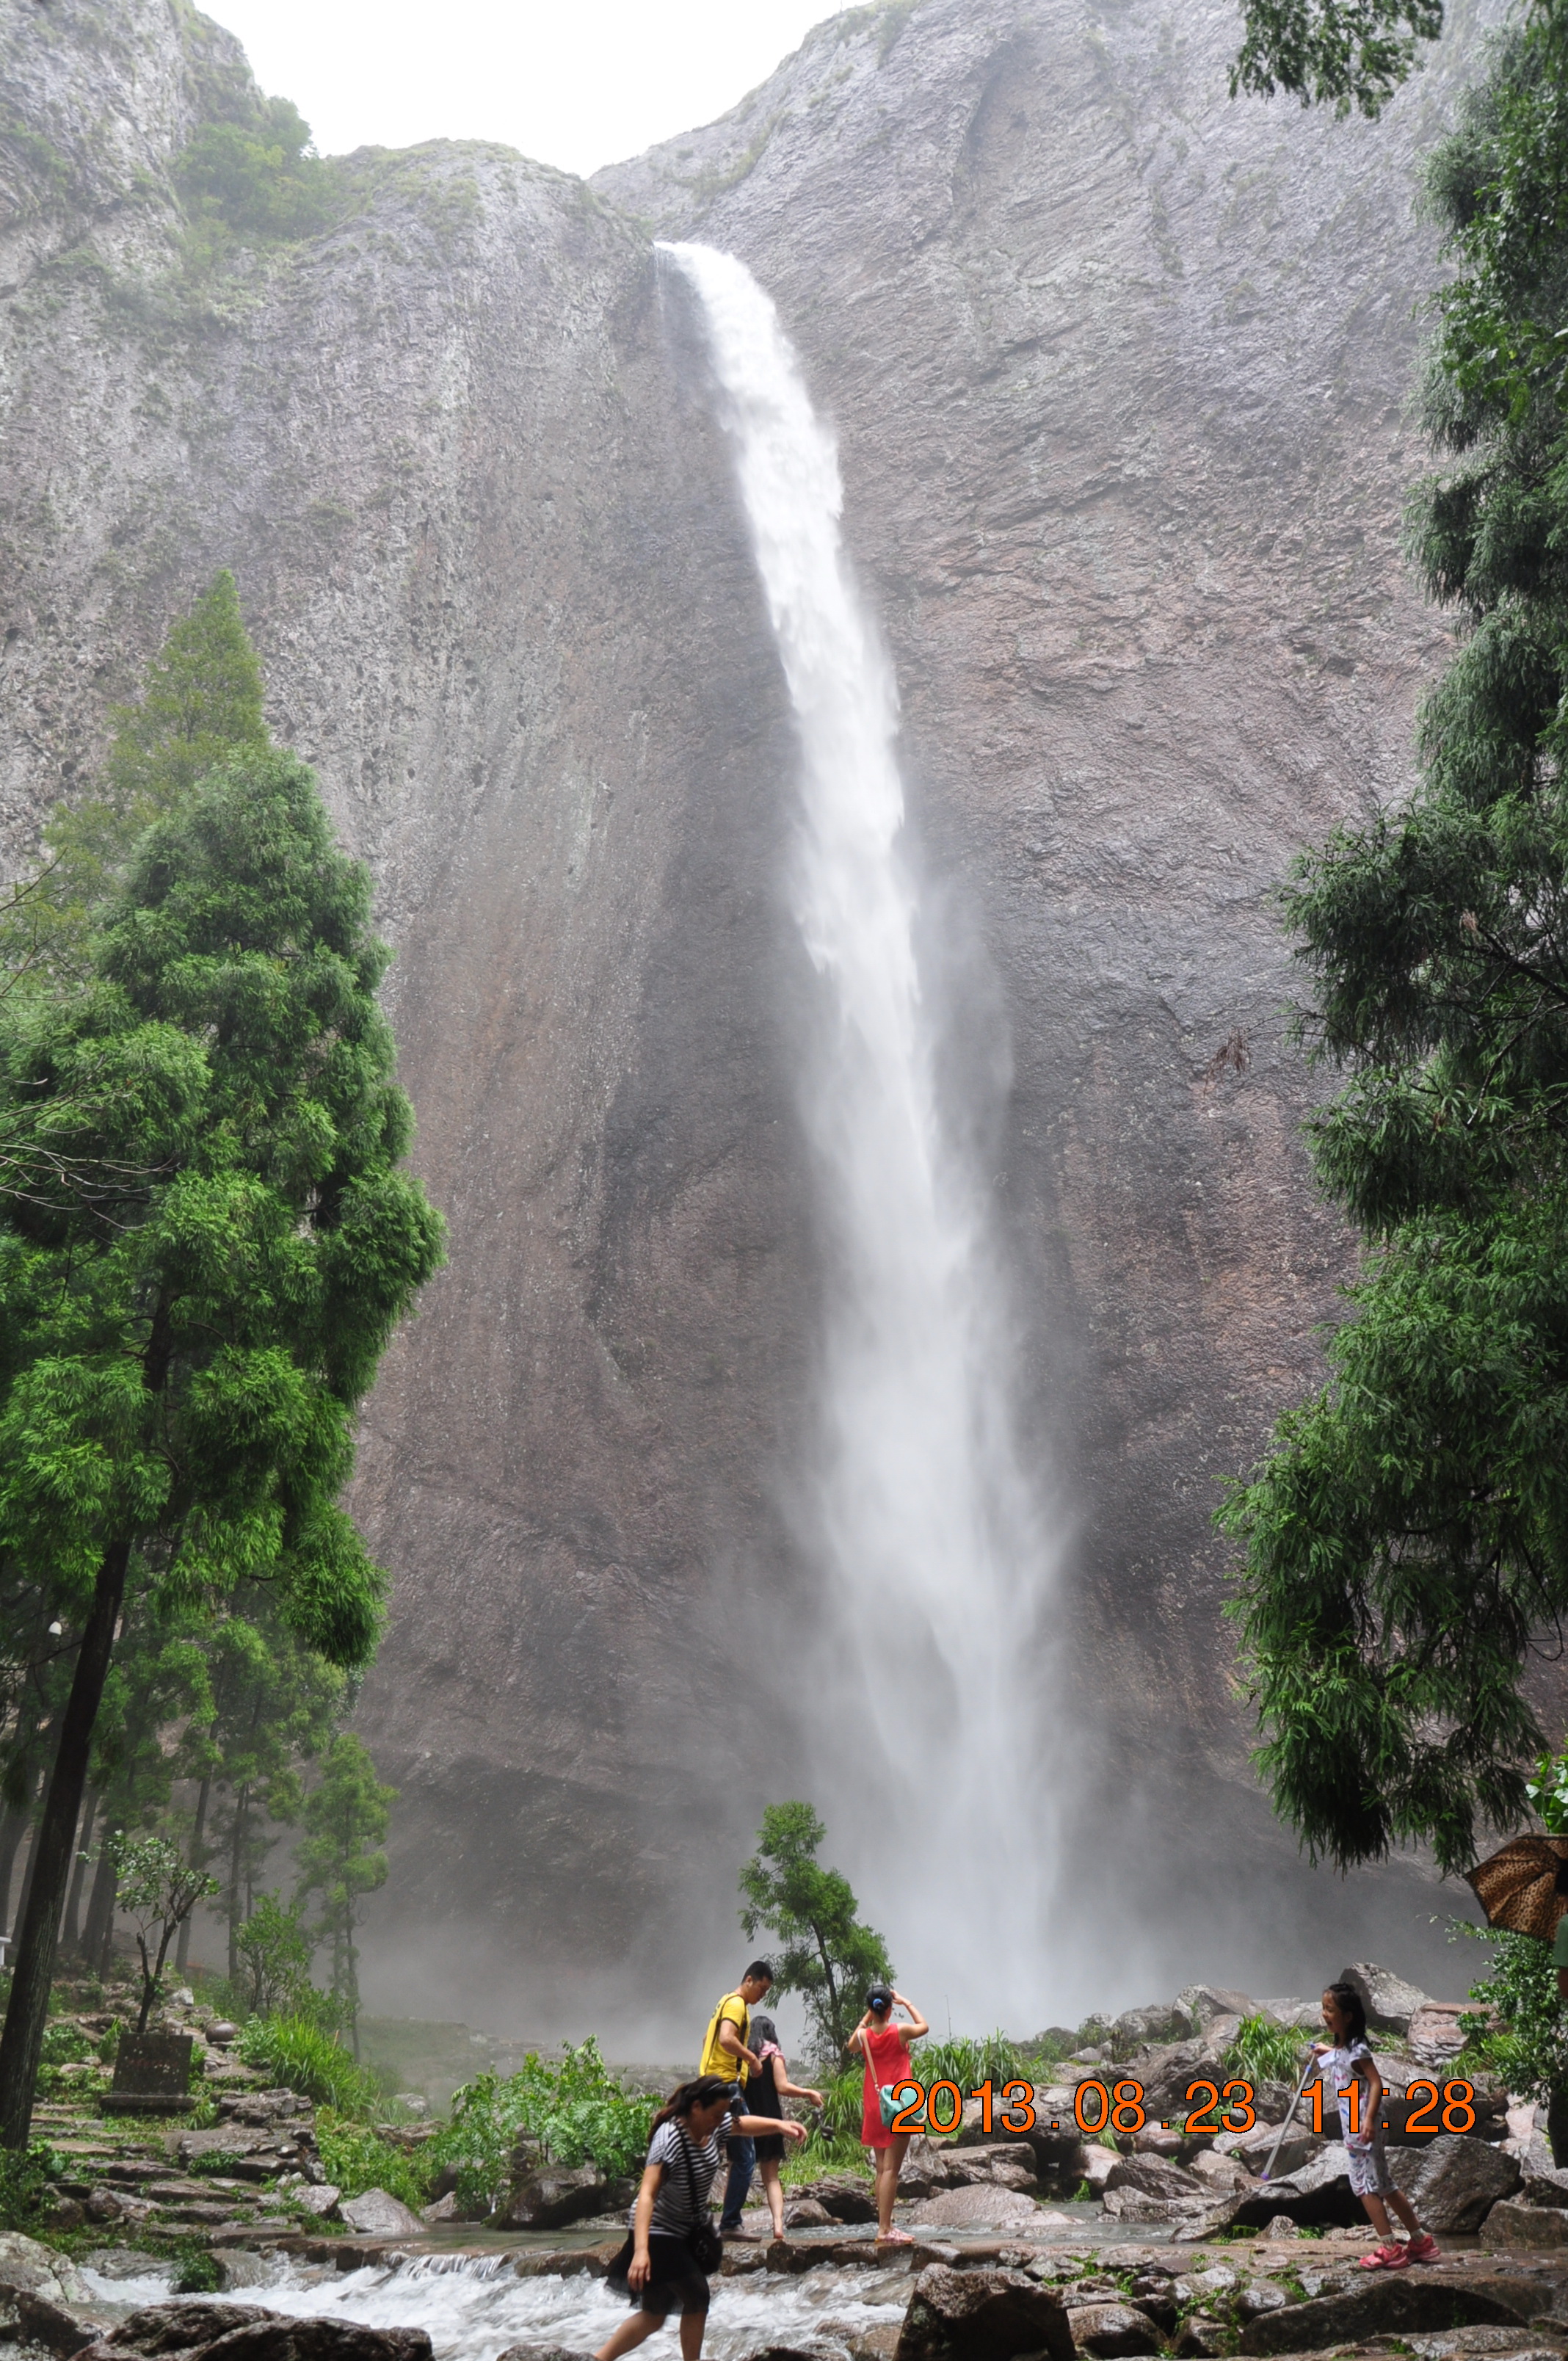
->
[876,2229,913,2245]
[1359,2243,1410,2271]
[1404,2233,1441,2264]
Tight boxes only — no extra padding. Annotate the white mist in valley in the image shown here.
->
[661,241,1063,2031]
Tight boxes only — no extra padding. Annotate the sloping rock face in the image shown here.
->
[0,0,1501,2030]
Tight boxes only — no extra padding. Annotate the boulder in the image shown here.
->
[1175,1987,1255,2032]
[1387,2133,1521,2231]
[1111,2007,1194,2053]
[1187,2150,1250,2195]
[1104,2156,1207,2202]
[192,2328,434,2361]
[292,2185,341,2219]
[420,2193,460,2223]
[1076,2147,1117,2193]
[105,2305,272,2357]
[896,2265,1075,2361]
[336,2188,425,2237]
[1237,2275,1532,2354]
[1065,2305,1161,2357]
[799,2180,877,2224]
[1130,2126,1184,2158]
[784,2198,833,2226]
[1226,2122,1319,2180]
[1484,2199,1568,2248]
[909,2186,1041,2227]
[1136,2042,1226,2121]
[1234,2283,1291,2321]
[1260,2001,1322,2031]
[496,2164,606,2233]
[1231,2148,1364,2228]
[15,2293,102,2357]
[1339,1964,1431,2038]
[0,2232,79,2296]
[1522,2164,1568,2211]
[493,2349,598,2361]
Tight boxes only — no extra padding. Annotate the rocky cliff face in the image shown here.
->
[0,0,1496,2037]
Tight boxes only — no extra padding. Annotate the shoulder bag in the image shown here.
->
[866,2032,924,2130]
[678,2127,725,2272]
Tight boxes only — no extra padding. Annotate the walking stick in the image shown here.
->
[1260,2048,1319,2182]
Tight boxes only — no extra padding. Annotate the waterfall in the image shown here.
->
[662,242,1058,2031]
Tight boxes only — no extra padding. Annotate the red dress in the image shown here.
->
[860,2022,913,2150]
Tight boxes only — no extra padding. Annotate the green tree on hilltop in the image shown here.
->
[1221,12,1568,1872]
[295,1735,395,2060]
[739,1802,891,2059]
[0,587,444,2144]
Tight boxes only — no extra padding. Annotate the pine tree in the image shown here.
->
[1221,11,1568,1872]
[294,1736,395,2060]
[0,595,444,2141]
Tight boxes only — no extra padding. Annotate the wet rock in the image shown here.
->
[1227,2122,1321,2180]
[1521,2164,1568,2211]
[1263,2216,1298,2238]
[1484,2200,1568,2248]
[1077,2148,1117,2194]
[787,2178,877,2224]
[493,2348,597,2361]
[1340,1964,1431,2038]
[15,2293,104,2357]
[496,2163,606,2233]
[1106,2155,1207,2201]
[1174,2319,1225,2357]
[784,2198,833,2226]
[104,2305,272,2357]
[1236,2274,1533,2353]
[896,2264,1075,2361]
[335,2188,424,2238]
[194,2332,432,2361]
[0,2234,79,2298]
[1066,2304,1161,2357]
[909,2186,1041,2227]
[419,2192,460,2223]
[1235,2283,1292,2321]
[1388,2133,1520,2230]
[1131,2125,1185,2158]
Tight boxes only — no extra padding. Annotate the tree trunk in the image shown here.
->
[226,1785,249,1985]
[0,1801,33,1936]
[175,1776,211,1977]
[84,1825,121,1984]
[0,1537,132,2147]
[60,1793,95,1953]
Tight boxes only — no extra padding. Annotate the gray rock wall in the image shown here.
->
[0,0,1502,2039]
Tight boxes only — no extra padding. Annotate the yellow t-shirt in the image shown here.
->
[699,1992,749,2081]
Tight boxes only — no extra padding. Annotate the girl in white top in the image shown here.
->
[1312,1981,1438,2271]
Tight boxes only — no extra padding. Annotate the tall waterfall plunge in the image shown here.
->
[664,244,1061,2028]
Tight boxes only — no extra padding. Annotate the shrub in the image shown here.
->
[39,2023,92,2067]
[314,2111,427,2209]
[0,2144,62,2231]
[236,2014,380,2115]
[424,2039,656,2216]
[174,100,338,249]
[172,2252,224,2295]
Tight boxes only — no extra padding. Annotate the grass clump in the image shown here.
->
[1224,2014,1308,2088]
[237,2014,382,2114]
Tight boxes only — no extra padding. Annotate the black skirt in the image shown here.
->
[625,2232,711,2317]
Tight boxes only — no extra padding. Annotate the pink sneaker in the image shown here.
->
[1405,2233,1441,2264]
[1359,2243,1411,2271]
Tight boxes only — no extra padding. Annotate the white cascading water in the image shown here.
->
[661,243,1058,2029]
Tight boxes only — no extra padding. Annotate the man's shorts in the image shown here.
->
[1344,2134,1395,2197]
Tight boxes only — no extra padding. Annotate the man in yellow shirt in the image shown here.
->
[699,1959,772,2234]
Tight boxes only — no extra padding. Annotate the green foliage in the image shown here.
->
[1219,6,1568,1874]
[172,2252,224,2295]
[174,98,338,256]
[793,2059,868,2173]
[313,2108,427,2208]
[38,2023,91,2067]
[738,1801,892,2059]
[236,2012,380,2114]
[1455,1923,1567,2102]
[111,1832,219,2031]
[234,1893,313,2017]
[294,1734,395,2055]
[0,2141,62,2230]
[911,2031,1022,2096]
[424,2040,656,2216]
[1528,1741,1568,1833]
[1230,0,1442,117]
[1224,2014,1307,2087]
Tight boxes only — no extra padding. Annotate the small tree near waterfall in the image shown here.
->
[739,1802,891,2059]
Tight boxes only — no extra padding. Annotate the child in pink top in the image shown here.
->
[847,1983,929,2243]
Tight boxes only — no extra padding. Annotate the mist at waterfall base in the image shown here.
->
[658,241,1070,2034]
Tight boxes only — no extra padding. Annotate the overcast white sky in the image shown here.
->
[205,1,837,180]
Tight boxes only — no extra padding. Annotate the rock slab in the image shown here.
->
[896,2265,1075,2361]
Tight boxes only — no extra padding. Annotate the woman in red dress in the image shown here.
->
[847,1982,930,2244]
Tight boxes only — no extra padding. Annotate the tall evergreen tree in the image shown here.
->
[1222,9,1568,1871]
[294,1735,394,2061]
[738,1802,891,2059]
[0,587,443,2142]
